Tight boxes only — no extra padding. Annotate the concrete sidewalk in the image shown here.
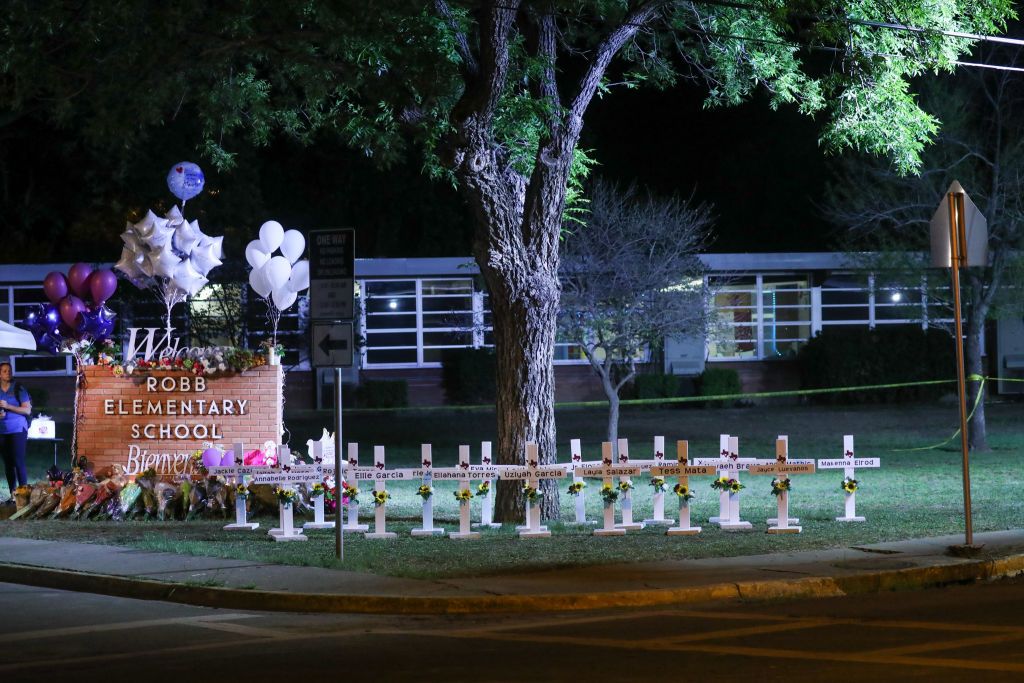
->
[1,530,1023,614]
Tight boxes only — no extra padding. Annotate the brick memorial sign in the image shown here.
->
[76,364,283,475]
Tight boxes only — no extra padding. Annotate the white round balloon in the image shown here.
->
[245,240,270,269]
[264,255,292,291]
[259,221,284,253]
[279,229,306,264]
[272,286,298,311]
[248,264,272,299]
[287,260,310,292]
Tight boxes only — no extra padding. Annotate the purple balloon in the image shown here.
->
[42,272,69,305]
[67,263,93,299]
[220,450,235,467]
[88,269,118,306]
[43,304,60,332]
[58,295,87,328]
[201,448,223,468]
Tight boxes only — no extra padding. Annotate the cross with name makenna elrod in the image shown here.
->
[816,435,879,522]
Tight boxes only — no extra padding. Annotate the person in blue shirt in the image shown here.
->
[0,362,32,503]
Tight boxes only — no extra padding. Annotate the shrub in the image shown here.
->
[797,327,954,403]
[355,380,408,409]
[634,374,681,400]
[441,348,496,405]
[698,367,742,407]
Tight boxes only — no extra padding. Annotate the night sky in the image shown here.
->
[0,74,834,264]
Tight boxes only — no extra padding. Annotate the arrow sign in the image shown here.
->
[311,321,353,367]
[318,333,349,356]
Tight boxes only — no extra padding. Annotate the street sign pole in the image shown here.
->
[947,192,973,548]
[307,228,356,562]
[334,367,344,561]
[931,181,987,553]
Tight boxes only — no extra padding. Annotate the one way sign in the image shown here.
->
[312,321,354,367]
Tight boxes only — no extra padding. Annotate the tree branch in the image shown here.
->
[434,0,479,77]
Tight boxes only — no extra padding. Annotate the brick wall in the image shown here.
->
[76,364,282,475]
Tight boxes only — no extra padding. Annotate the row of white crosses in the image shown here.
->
[208,433,879,540]
[208,442,325,542]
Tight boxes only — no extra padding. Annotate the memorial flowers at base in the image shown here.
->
[842,478,859,494]
[649,477,666,493]
[273,486,297,507]
[711,477,744,494]
[600,483,619,506]
[673,483,694,502]
[522,485,543,503]
[454,488,473,503]
[770,478,791,496]
[416,484,433,500]
[343,483,360,505]
[475,481,490,497]
[373,490,390,507]
[566,481,585,496]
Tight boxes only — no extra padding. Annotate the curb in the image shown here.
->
[2,553,1023,614]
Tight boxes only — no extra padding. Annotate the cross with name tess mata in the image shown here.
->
[650,440,718,535]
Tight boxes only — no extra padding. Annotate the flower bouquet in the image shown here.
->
[842,478,858,494]
[416,484,433,500]
[649,477,666,493]
[475,481,490,497]
[770,478,791,497]
[673,483,695,502]
[273,486,297,508]
[454,488,473,503]
[522,485,543,504]
[566,481,585,496]
[373,490,390,507]
[600,483,619,506]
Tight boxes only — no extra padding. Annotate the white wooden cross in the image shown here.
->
[694,435,756,530]
[614,438,644,530]
[210,441,260,531]
[706,434,731,523]
[496,442,567,539]
[566,438,595,526]
[471,441,502,529]
[748,436,815,534]
[411,444,445,537]
[361,445,412,539]
[653,440,717,536]
[448,445,481,540]
[816,435,879,522]
[303,441,334,530]
[341,442,369,531]
[640,436,674,526]
[575,442,641,536]
[250,445,317,541]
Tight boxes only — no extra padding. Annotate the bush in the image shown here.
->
[698,367,742,407]
[634,374,681,400]
[355,380,408,409]
[441,348,496,405]
[797,327,954,404]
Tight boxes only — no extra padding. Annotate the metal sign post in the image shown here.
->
[930,181,987,551]
[334,367,344,561]
[308,228,356,561]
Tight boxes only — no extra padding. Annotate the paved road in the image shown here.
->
[2,578,1022,681]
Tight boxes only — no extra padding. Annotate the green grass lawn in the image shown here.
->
[2,401,1022,579]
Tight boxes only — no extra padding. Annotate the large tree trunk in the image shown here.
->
[460,151,564,523]
[965,275,989,452]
